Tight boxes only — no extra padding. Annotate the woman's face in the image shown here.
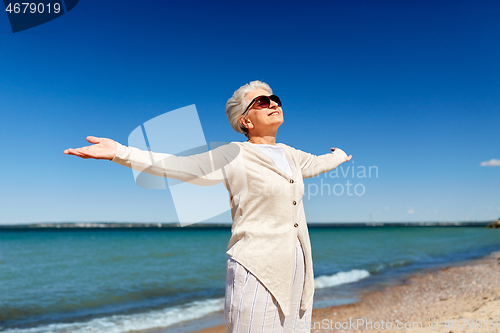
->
[240,88,283,134]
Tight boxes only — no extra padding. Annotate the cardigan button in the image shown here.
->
[290,179,294,183]
[294,223,298,228]
[293,201,297,205]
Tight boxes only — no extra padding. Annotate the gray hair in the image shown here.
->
[226,80,273,137]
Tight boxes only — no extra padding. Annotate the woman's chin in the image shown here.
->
[269,117,284,125]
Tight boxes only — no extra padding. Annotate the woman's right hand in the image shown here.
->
[64,136,117,160]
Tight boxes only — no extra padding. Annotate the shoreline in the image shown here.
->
[183,251,500,333]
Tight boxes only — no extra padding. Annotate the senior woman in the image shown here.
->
[64,80,351,333]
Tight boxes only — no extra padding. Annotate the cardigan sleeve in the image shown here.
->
[294,147,349,178]
[110,141,237,186]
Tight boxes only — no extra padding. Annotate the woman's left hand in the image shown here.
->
[331,148,352,162]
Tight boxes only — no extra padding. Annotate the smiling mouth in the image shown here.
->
[268,111,280,116]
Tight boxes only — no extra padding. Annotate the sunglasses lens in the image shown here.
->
[255,96,270,108]
[270,95,282,107]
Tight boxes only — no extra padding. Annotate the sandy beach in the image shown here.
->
[189,251,500,333]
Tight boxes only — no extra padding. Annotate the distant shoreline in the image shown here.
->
[0,221,495,229]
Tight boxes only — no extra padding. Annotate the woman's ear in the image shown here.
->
[239,116,253,130]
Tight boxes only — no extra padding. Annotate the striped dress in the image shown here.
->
[224,237,312,333]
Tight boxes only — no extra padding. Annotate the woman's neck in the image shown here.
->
[247,135,277,145]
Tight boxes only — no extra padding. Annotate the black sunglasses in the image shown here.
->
[242,95,282,115]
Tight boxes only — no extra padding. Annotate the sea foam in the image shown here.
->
[0,298,224,333]
[314,269,370,289]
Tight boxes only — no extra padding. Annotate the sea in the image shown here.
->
[1,226,499,333]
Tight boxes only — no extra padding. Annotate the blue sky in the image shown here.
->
[0,1,499,224]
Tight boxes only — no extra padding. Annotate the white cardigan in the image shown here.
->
[111,141,348,317]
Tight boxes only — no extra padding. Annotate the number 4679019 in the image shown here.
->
[5,3,61,14]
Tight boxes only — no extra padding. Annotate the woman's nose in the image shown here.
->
[269,100,279,108]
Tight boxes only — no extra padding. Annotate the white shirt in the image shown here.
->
[254,144,293,177]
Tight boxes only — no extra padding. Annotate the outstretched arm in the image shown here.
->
[64,136,236,186]
[295,146,352,179]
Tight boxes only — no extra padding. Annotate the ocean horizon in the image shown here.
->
[0,220,495,228]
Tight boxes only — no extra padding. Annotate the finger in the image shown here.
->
[64,148,83,156]
[71,145,93,153]
[64,148,77,155]
[67,148,91,158]
[86,136,101,144]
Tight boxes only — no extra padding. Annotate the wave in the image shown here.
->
[367,258,412,273]
[314,269,370,289]
[0,298,224,333]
